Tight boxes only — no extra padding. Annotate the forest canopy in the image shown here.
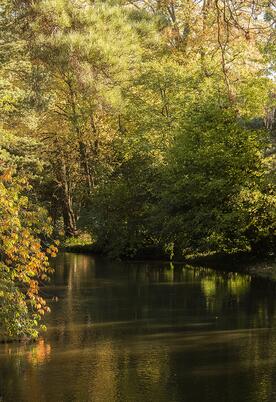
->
[0,0,275,338]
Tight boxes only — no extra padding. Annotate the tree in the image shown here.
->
[0,0,275,262]
[0,171,57,340]
[160,100,275,255]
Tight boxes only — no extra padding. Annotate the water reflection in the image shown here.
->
[1,253,276,402]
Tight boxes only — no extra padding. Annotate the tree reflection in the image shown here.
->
[1,255,276,402]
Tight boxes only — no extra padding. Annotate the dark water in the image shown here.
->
[1,253,276,402]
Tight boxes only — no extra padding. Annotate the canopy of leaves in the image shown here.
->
[0,1,275,335]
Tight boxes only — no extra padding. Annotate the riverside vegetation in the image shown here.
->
[0,0,275,340]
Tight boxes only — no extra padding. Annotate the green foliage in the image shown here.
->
[160,101,275,255]
[62,233,93,248]
[81,152,160,257]
[0,0,275,338]
[0,131,44,179]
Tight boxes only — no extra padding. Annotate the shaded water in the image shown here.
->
[1,253,276,402]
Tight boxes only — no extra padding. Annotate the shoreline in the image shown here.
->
[61,244,276,281]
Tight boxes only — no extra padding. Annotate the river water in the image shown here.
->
[1,253,276,402]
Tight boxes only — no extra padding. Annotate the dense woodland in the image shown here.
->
[0,0,275,339]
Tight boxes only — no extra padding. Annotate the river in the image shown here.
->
[1,252,276,402]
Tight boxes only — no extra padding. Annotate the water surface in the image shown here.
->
[1,253,276,402]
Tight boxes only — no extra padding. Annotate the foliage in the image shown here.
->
[0,171,57,340]
[160,101,275,255]
[0,0,275,335]
[82,151,161,257]
[62,233,93,248]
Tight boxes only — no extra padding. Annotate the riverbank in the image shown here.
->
[61,242,276,281]
[185,252,276,280]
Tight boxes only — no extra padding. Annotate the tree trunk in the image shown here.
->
[62,201,77,237]
[59,156,77,237]
[79,141,93,194]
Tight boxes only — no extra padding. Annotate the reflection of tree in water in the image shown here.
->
[26,339,52,366]
[1,255,276,402]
